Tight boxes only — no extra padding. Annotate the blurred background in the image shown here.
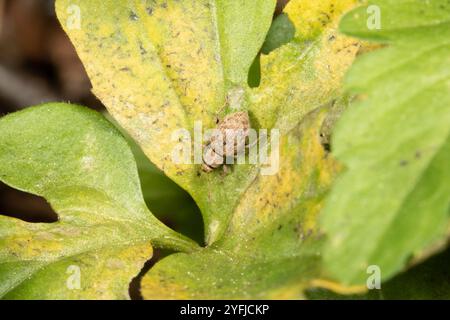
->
[0,0,100,113]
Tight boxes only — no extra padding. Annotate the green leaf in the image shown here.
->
[261,13,296,55]
[307,247,450,300]
[133,148,204,244]
[0,104,196,299]
[107,114,204,243]
[372,247,450,300]
[320,0,450,286]
[56,0,359,245]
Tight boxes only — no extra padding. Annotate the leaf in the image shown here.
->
[74,0,363,300]
[0,104,196,299]
[133,148,204,244]
[372,247,450,300]
[249,0,361,134]
[320,0,450,287]
[56,0,276,245]
[307,247,450,300]
[261,13,296,55]
[107,114,204,243]
[56,0,360,244]
[141,108,339,299]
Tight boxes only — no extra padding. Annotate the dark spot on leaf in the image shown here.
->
[129,11,139,21]
[139,43,147,56]
[400,160,409,166]
[319,132,331,153]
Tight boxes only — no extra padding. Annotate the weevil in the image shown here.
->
[202,111,251,173]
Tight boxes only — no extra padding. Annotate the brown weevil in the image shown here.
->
[202,111,251,173]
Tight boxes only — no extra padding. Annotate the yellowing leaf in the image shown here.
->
[56,0,360,245]
[250,0,360,131]
[141,108,339,299]
[56,0,276,244]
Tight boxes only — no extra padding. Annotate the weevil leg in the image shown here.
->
[215,97,229,124]
[222,164,230,176]
[202,163,213,173]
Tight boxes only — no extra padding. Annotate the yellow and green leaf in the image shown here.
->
[55,0,360,245]
[141,108,340,299]
[1,0,366,300]
[0,104,196,299]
